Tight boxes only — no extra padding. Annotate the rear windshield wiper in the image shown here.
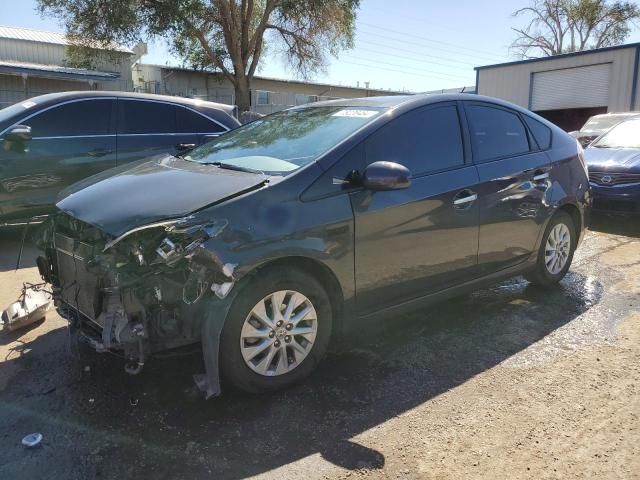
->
[203,161,263,174]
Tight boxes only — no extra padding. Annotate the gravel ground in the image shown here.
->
[0,215,638,480]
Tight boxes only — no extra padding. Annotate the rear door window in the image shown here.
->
[118,100,176,134]
[175,107,225,134]
[465,104,530,162]
[24,99,114,137]
[365,104,465,176]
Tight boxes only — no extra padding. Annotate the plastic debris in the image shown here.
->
[21,433,43,448]
[2,284,52,332]
[211,281,234,299]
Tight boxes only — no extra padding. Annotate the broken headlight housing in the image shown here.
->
[154,219,228,266]
[103,217,228,269]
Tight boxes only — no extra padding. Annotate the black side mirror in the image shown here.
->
[4,125,32,143]
[362,161,411,191]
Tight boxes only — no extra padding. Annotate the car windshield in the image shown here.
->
[582,114,636,133]
[591,119,640,148]
[183,106,385,175]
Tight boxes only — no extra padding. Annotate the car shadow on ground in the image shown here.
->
[0,225,38,273]
[589,212,640,238]
[0,266,603,479]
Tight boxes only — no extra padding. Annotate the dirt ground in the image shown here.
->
[0,215,638,480]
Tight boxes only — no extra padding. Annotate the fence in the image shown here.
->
[251,90,342,115]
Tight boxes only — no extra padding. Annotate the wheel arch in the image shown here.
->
[238,255,345,330]
[556,202,583,244]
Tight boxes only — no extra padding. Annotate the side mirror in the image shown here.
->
[362,161,411,191]
[4,125,32,143]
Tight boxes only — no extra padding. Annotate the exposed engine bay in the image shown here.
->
[34,212,236,389]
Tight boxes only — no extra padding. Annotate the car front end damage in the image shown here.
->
[35,212,237,395]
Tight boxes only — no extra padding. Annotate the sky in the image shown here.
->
[3,0,640,93]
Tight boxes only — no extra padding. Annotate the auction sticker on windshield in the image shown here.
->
[332,109,378,118]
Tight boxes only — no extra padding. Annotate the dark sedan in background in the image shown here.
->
[585,117,640,214]
[34,94,589,396]
[0,91,240,225]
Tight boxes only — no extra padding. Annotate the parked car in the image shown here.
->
[33,94,589,395]
[584,117,640,214]
[0,91,240,225]
[570,112,640,147]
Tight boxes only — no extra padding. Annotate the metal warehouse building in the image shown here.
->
[475,43,640,131]
[0,25,137,108]
[132,64,406,116]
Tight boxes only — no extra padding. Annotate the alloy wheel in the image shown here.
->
[544,223,571,275]
[240,290,318,376]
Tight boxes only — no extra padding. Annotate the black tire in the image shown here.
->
[524,211,576,287]
[220,267,333,393]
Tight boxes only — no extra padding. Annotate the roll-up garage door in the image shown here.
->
[530,63,611,111]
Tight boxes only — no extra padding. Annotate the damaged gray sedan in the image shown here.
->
[33,94,589,396]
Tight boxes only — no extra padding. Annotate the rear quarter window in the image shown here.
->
[523,115,552,150]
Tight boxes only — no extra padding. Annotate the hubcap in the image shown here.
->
[240,290,318,377]
[545,223,571,275]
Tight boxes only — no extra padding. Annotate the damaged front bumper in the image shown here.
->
[35,213,238,397]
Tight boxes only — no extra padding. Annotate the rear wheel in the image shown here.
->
[220,268,332,393]
[525,211,576,287]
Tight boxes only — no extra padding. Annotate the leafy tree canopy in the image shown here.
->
[39,0,360,113]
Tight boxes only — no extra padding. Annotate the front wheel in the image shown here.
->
[220,268,332,393]
[525,211,576,287]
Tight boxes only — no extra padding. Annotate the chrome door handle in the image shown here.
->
[176,143,196,151]
[453,193,478,205]
[532,172,550,181]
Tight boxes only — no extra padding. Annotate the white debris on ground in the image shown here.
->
[1,285,52,332]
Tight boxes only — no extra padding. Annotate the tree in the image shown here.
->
[511,0,640,58]
[38,0,360,114]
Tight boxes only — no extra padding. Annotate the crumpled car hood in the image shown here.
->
[56,155,268,237]
[584,147,640,172]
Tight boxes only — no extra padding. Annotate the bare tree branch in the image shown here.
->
[511,0,640,58]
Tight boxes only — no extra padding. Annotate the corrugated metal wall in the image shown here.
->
[477,47,638,113]
[0,37,134,107]
[530,63,611,110]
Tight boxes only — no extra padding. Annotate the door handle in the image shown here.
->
[531,168,550,182]
[453,191,478,206]
[176,143,196,151]
[88,148,113,157]
[532,172,550,181]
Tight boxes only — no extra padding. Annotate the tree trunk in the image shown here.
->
[234,76,251,119]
